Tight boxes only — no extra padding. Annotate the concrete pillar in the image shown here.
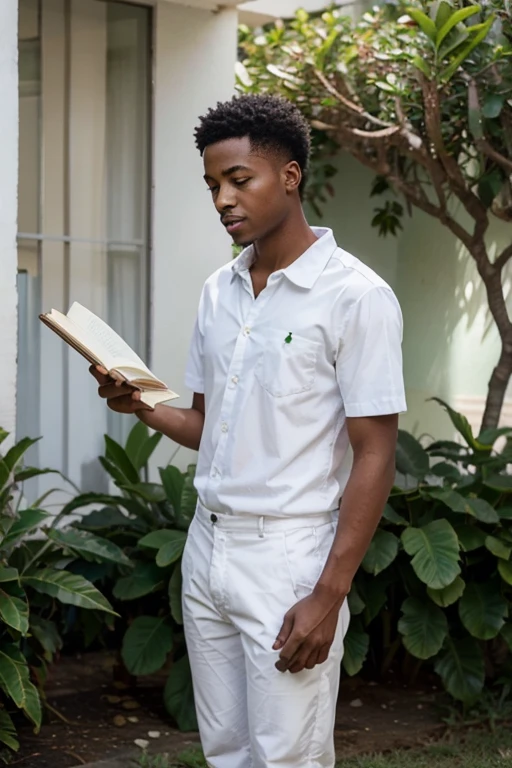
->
[150,1,237,471]
[0,0,19,438]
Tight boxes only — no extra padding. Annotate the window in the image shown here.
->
[17,0,151,495]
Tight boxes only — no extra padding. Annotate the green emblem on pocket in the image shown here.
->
[284,332,293,344]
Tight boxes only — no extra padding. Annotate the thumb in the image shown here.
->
[273,611,294,651]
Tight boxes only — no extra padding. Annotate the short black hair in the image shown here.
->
[195,94,311,195]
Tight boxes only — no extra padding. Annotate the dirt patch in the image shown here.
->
[13,653,442,767]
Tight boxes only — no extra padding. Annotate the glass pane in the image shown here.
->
[16,0,151,488]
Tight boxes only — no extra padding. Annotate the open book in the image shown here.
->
[39,302,178,409]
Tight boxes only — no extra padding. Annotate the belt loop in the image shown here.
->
[258,516,265,539]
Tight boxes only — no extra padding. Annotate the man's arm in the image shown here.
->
[274,413,398,673]
[90,366,205,451]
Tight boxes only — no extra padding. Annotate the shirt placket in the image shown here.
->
[206,271,279,502]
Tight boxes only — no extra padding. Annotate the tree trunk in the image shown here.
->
[470,240,512,432]
[481,344,512,430]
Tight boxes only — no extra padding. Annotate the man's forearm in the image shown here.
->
[137,405,204,451]
[315,451,395,602]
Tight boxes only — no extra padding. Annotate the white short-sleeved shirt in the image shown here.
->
[185,227,406,517]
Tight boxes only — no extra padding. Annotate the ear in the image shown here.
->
[282,161,302,194]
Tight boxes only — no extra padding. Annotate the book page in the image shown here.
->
[67,303,153,376]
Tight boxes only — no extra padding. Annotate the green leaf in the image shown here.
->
[125,421,162,472]
[120,482,166,504]
[500,622,512,652]
[347,582,365,616]
[23,569,117,615]
[485,535,511,560]
[459,581,507,640]
[427,488,499,523]
[478,427,512,446]
[455,524,486,552]
[0,429,9,446]
[411,55,432,78]
[498,559,512,585]
[430,462,461,483]
[157,532,188,568]
[398,597,448,659]
[402,520,460,589]
[139,529,185,551]
[427,576,466,608]
[407,7,438,42]
[482,93,505,119]
[160,466,185,516]
[30,616,63,659]
[0,709,19,751]
[362,529,399,575]
[3,437,40,472]
[0,460,10,491]
[47,528,133,567]
[164,654,198,732]
[179,465,198,530]
[485,474,512,492]
[434,637,484,703]
[382,504,408,526]
[124,420,149,467]
[441,17,495,82]
[104,435,140,484]
[169,563,183,625]
[0,644,42,729]
[113,562,164,601]
[435,5,480,49]
[429,398,478,448]
[122,616,173,676]
[396,431,430,479]
[342,617,370,676]
[0,567,19,583]
[2,509,51,547]
[14,467,59,483]
[77,507,145,532]
[0,584,29,634]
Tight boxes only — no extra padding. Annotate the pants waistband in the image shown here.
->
[195,502,337,536]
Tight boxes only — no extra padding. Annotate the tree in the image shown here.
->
[238,0,512,430]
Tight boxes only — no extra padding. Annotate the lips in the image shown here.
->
[222,217,246,234]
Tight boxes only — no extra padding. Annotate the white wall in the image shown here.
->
[150,1,238,472]
[0,0,19,438]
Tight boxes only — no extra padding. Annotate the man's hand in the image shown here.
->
[89,365,152,414]
[273,588,344,674]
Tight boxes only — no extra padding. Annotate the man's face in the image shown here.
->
[203,136,299,247]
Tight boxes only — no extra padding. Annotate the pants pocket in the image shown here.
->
[282,522,335,601]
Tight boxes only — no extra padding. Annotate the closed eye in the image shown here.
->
[233,178,250,187]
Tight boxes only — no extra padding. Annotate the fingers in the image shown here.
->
[273,611,294,652]
[89,364,111,386]
[97,382,135,400]
[275,623,307,673]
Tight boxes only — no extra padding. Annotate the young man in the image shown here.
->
[91,94,406,768]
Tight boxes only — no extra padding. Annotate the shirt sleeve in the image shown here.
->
[336,286,407,417]
[184,288,206,394]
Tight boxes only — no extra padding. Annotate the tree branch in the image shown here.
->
[495,242,512,272]
[477,138,512,174]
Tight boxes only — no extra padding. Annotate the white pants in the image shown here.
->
[182,503,350,768]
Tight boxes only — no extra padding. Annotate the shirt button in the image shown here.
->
[231,375,239,385]
[221,422,228,433]
[211,467,219,478]
[210,513,218,523]
[243,326,251,336]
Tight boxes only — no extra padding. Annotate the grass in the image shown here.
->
[136,727,512,768]
[336,726,512,767]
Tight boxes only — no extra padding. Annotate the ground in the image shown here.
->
[12,651,446,767]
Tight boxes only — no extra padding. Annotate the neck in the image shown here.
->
[252,207,317,274]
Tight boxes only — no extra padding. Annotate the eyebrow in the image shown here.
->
[204,164,252,181]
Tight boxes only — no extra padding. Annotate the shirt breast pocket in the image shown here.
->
[255,330,319,398]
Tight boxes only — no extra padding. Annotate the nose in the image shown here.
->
[215,182,236,213]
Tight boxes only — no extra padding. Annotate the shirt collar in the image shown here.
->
[231,227,337,290]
